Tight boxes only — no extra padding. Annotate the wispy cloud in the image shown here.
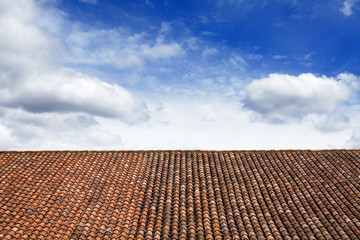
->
[272,55,288,60]
[142,43,184,59]
[229,55,248,68]
[202,48,218,58]
[79,0,97,4]
[65,25,184,69]
[340,0,359,16]
[248,54,263,60]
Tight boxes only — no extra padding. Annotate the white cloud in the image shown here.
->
[315,112,350,132]
[142,43,184,59]
[0,124,17,149]
[336,72,360,90]
[346,128,360,148]
[0,0,35,22]
[96,93,352,150]
[65,27,135,65]
[244,73,352,122]
[0,107,125,150]
[0,69,148,122]
[1,0,360,151]
[8,110,97,130]
[0,0,148,124]
[1,86,356,150]
[340,0,359,16]
[65,26,184,68]
[0,0,151,150]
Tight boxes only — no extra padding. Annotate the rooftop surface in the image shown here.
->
[0,150,360,239]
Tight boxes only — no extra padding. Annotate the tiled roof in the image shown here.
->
[0,150,360,239]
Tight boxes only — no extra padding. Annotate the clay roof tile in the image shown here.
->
[1,150,359,239]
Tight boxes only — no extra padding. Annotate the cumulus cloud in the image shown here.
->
[340,0,359,16]
[0,108,95,141]
[98,92,354,150]
[244,73,352,122]
[336,72,360,89]
[0,0,148,123]
[2,109,98,131]
[0,69,148,122]
[0,0,151,149]
[0,108,123,150]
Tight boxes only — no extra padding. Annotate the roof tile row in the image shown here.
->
[0,150,359,239]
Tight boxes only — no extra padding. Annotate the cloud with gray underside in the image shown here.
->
[0,0,148,124]
[243,73,354,123]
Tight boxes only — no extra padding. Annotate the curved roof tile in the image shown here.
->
[0,150,359,239]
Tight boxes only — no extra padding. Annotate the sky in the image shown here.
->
[0,0,360,150]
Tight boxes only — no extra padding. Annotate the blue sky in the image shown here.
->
[0,0,360,149]
[60,0,360,78]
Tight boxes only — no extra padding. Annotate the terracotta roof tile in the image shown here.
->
[1,150,360,239]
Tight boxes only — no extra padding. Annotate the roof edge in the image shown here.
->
[0,149,359,153]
